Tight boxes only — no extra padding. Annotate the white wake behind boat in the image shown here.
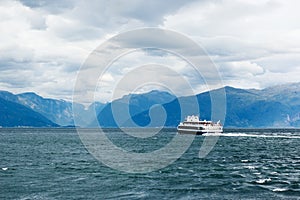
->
[177,115,223,135]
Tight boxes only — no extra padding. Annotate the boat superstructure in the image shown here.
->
[177,115,223,135]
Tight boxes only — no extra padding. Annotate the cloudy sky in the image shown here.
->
[1,0,300,102]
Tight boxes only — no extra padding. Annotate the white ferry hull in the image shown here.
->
[177,127,223,135]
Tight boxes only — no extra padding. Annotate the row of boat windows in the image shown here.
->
[183,122,214,125]
[178,126,204,130]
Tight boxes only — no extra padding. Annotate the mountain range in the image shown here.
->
[0,91,104,127]
[1,82,300,128]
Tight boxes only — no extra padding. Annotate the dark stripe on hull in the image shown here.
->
[177,130,205,135]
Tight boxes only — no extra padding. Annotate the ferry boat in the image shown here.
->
[177,115,223,135]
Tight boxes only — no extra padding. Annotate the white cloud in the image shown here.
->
[220,61,264,77]
[0,0,194,101]
[163,0,300,90]
[92,49,203,103]
[0,0,300,102]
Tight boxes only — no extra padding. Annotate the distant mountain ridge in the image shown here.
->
[0,91,104,127]
[96,90,176,127]
[1,82,300,127]
[17,92,74,126]
[0,97,58,127]
[96,83,300,128]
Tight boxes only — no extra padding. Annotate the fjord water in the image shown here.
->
[1,128,299,199]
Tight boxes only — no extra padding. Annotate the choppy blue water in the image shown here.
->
[1,128,300,199]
